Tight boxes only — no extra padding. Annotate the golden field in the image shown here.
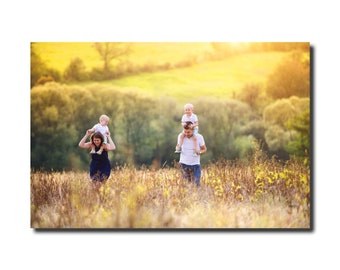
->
[31,155,310,229]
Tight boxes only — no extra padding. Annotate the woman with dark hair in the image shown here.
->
[78,130,116,182]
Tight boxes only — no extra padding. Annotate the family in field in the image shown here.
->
[78,103,207,186]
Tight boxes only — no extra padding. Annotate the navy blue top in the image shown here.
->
[90,146,111,181]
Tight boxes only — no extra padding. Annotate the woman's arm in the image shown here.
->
[78,130,92,149]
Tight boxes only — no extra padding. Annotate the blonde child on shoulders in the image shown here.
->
[87,114,110,155]
[175,103,199,156]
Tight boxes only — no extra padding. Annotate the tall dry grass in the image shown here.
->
[31,156,310,229]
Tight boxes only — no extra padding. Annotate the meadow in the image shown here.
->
[31,153,310,229]
[31,43,310,229]
[32,42,287,102]
[98,52,285,102]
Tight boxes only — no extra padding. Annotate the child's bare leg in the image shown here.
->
[96,145,104,155]
[90,145,96,154]
[175,133,184,152]
[192,135,198,156]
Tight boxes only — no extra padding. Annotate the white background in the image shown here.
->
[1,1,338,269]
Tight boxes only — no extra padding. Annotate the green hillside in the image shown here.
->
[82,52,286,102]
[32,42,288,102]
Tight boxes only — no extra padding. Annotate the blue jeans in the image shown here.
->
[180,163,201,186]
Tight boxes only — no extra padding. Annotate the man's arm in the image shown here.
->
[199,144,207,155]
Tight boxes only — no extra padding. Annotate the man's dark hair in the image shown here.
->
[183,121,193,130]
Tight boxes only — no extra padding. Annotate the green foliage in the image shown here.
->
[64,57,88,82]
[93,42,132,78]
[31,83,277,170]
[252,158,310,207]
[31,83,77,170]
[263,99,296,127]
[115,90,158,165]
[31,43,61,87]
[31,45,48,87]
[266,51,310,99]
[31,83,181,170]
[193,97,255,161]
[263,96,310,158]
[285,108,310,158]
[237,83,261,109]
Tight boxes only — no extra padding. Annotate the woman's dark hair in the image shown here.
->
[91,132,104,146]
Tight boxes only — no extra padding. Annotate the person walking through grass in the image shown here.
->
[87,114,111,155]
[78,130,116,182]
[177,121,207,186]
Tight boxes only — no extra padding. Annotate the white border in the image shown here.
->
[1,1,339,269]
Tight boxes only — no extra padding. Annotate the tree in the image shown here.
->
[93,42,131,79]
[149,97,179,168]
[263,96,310,158]
[31,43,61,87]
[31,44,52,87]
[31,83,76,170]
[115,90,157,166]
[194,97,253,160]
[285,108,310,158]
[237,83,262,110]
[64,57,88,81]
[266,52,310,99]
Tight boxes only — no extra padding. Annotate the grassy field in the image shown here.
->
[98,52,285,101]
[32,42,287,101]
[31,155,310,229]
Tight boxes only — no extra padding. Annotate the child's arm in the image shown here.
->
[87,123,100,133]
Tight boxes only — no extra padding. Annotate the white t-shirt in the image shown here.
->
[92,123,109,142]
[178,133,205,165]
[181,113,199,132]
[181,113,198,124]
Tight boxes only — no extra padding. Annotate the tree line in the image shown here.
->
[31,82,309,172]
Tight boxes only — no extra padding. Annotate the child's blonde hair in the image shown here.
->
[99,114,110,122]
[184,103,194,110]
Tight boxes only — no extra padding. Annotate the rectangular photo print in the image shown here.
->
[30,42,311,230]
